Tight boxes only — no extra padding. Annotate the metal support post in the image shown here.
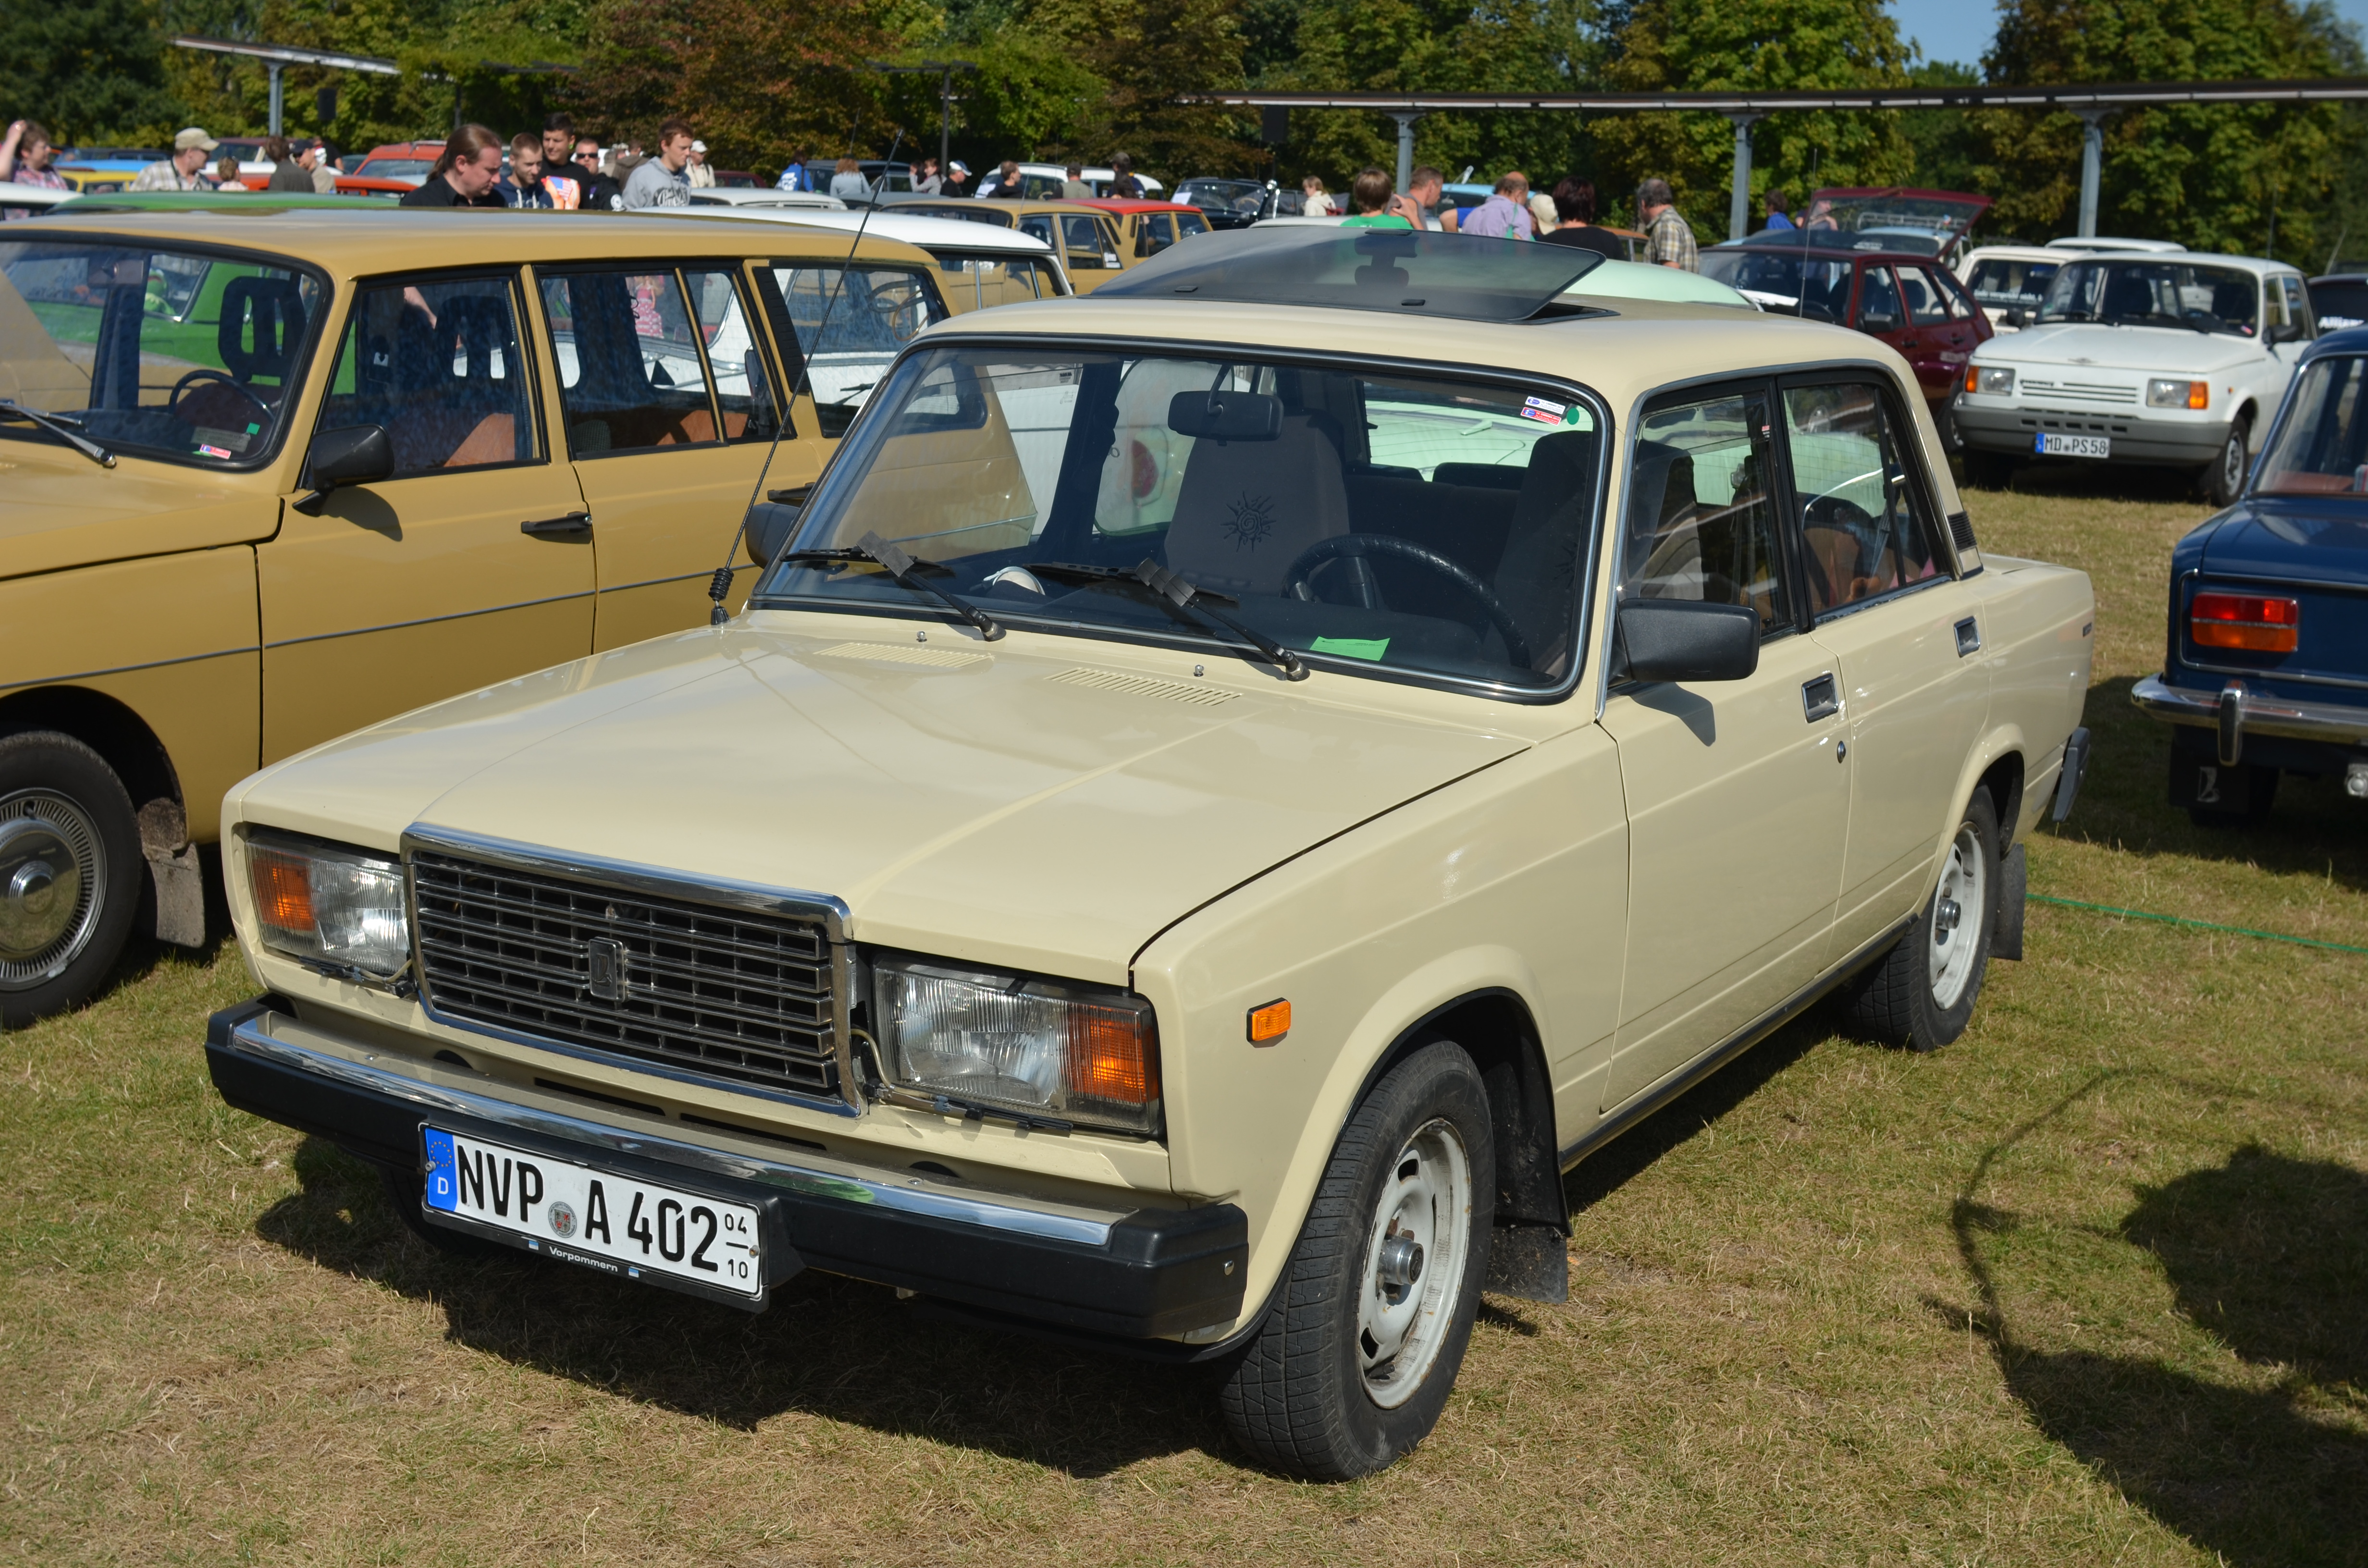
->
[268,62,284,136]
[939,66,952,174]
[1390,112,1422,199]
[1727,113,1764,242]
[2075,110,2108,239]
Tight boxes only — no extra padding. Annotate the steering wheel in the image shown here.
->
[1283,535,1531,669]
[167,368,271,422]
[864,277,930,339]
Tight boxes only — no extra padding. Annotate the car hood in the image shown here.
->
[1980,322,2267,376]
[2202,499,2368,588]
[0,445,279,579]
[230,620,1532,982]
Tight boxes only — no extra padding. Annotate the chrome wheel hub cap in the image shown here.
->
[0,791,105,991]
[1357,1118,1472,1410]
[1927,822,1986,1011]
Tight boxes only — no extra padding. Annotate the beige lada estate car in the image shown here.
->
[0,208,949,1023]
[203,229,2095,1479]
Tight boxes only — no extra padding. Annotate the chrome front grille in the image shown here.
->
[2020,379,2138,404]
[411,850,839,1098]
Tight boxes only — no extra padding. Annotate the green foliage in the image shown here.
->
[1019,0,1256,176]
[0,0,181,147]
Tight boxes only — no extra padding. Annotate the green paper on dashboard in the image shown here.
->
[1310,636,1390,662]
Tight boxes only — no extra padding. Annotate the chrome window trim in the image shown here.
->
[402,823,859,1116]
[750,330,1616,708]
[221,1010,1120,1245]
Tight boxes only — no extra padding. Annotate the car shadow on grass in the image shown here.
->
[1958,462,2206,505]
[1958,1144,2368,1567]
[255,1135,1228,1476]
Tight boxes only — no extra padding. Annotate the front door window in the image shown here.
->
[1624,390,1792,637]
[317,272,538,472]
[1855,267,1903,334]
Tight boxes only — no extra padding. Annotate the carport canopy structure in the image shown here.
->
[1186,80,2368,244]
[172,36,400,137]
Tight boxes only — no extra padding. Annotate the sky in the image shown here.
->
[1886,0,2368,69]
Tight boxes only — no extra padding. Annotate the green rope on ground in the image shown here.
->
[2028,894,2368,956]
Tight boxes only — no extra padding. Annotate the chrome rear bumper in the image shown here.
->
[2133,674,2368,764]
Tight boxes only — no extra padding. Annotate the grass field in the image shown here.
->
[3,472,2363,1566]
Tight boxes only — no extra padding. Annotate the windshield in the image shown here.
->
[2255,356,2368,495]
[2037,259,2260,335]
[754,345,1604,692]
[2308,280,2368,331]
[354,159,432,181]
[1964,256,2060,313]
[0,240,324,466]
[1804,191,1987,240]
[1181,181,1262,211]
[1697,249,1851,320]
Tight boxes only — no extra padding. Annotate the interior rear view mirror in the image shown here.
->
[1616,600,1760,684]
[1167,390,1282,441]
[294,423,393,513]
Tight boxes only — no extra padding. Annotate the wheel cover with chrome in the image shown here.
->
[2220,430,2245,497]
[1927,821,1987,1010]
[0,790,106,992]
[1357,1117,1473,1409]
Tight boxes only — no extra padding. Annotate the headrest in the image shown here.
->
[219,276,307,382]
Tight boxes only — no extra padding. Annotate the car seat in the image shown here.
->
[1490,427,1600,677]
[1162,410,1350,597]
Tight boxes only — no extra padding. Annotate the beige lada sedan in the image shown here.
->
[203,229,2095,1479]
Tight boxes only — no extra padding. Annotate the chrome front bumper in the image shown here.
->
[2132,674,2368,765]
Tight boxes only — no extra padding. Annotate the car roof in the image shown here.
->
[2298,323,2368,361]
[666,207,1056,254]
[1963,245,2080,261]
[900,198,1113,220]
[1075,197,1196,214]
[362,143,444,157]
[5,208,939,276]
[2058,249,2300,276]
[1715,236,1945,265]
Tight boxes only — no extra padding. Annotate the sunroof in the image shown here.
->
[1092,226,1609,322]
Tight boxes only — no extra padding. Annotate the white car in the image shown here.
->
[1954,250,2317,503]
[2046,236,2185,255]
[1959,244,2088,333]
[685,188,848,212]
[1011,162,1164,199]
[666,205,1073,309]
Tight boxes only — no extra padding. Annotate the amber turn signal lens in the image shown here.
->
[1247,998,1292,1044]
[2188,380,2210,409]
[1066,1005,1160,1107]
[2191,590,2300,653]
[248,844,315,942]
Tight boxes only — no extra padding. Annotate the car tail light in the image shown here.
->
[2191,590,2299,652]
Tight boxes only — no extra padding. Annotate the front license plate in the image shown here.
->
[421,1127,763,1300]
[2036,432,2110,458]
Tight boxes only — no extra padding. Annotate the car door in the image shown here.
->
[1597,383,1851,1112]
[259,268,593,763]
[1784,377,1991,958]
[1852,263,1906,353]
[536,261,799,650]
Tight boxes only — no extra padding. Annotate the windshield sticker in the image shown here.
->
[195,444,235,460]
[193,427,252,453]
[1311,636,1390,662]
[1523,395,1566,418]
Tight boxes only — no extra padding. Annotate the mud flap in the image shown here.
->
[1484,1222,1569,1304]
[138,799,206,948]
[1993,841,2026,961]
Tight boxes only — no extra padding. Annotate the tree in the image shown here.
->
[0,0,181,146]
[1021,0,1256,177]
[1971,0,2363,259]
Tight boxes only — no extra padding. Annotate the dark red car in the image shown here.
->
[1700,236,1995,447]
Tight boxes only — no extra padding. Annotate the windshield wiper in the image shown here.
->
[776,530,1003,640]
[1024,559,1308,681]
[0,400,113,467]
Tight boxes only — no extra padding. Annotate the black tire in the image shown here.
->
[379,1165,517,1261]
[2201,416,2250,508]
[1934,402,1965,455]
[1838,790,1998,1053]
[1220,1040,1495,1480]
[1960,449,2015,490]
[0,730,144,1029]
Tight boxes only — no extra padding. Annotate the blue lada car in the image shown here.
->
[2134,325,2368,824]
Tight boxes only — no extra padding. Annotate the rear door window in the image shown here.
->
[1899,267,1951,326]
[539,268,721,455]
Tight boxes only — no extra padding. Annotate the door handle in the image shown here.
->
[521,511,592,536]
[1955,616,1982,656]
[1802,673,1840,722]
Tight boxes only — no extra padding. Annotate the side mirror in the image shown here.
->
[2002,307,2029,329]
[2270,320,2307,344]
[293,423,392,514]
[1615,600,1760,684]
[743,500,801,566]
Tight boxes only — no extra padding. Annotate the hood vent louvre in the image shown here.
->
[1048,667,1236,706]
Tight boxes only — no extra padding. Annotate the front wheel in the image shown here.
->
[2201,417,2250,508]
[1220,1040,1495,1479]
[1838,791,1998,1052]
[0,730,144,1029]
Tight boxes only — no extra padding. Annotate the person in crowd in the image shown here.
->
[1539,177,1624,260]
[775,147,812,192]
[943,159,971,197]
[1764,189,1795,231]
[686,139,715,188]
[1460,172,1535,239]
[212,155,245,189]
[1340,167,1412,229]
[401,123,506,208]
[624,119,695,208]
[1638,177,1697,270]
[304,139,339,194]
[1804,196,1838,231]
[1300,174,1333,217]
[827,156,871,201]
[979,159,1022,199]
[1061,163,1091,199]
[500,133,555,208]
[264,136,310,193]
[1528,190,1560,235]
[2,121,68,219]
[1401,165,1456,232]
[132,128,218,192]
[912,156,942,195]
[1107,153,1142,198]
[537,115,580,207]
[572,136,623,209]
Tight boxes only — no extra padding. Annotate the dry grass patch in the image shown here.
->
[1,477,2361,1565]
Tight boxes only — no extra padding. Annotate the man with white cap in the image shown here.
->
[686,138,715,188]
[133,128,218,192]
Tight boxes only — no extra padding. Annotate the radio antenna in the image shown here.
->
[708,127,906,626]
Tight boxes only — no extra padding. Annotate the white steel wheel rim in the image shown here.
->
[1927,822,1986,1010]
[1356,1117,1472,1410]
[0,789,106,991]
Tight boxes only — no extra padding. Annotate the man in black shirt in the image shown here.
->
[1539,176,1626,261]
[401,124,507,208]
[569,136,625,211]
